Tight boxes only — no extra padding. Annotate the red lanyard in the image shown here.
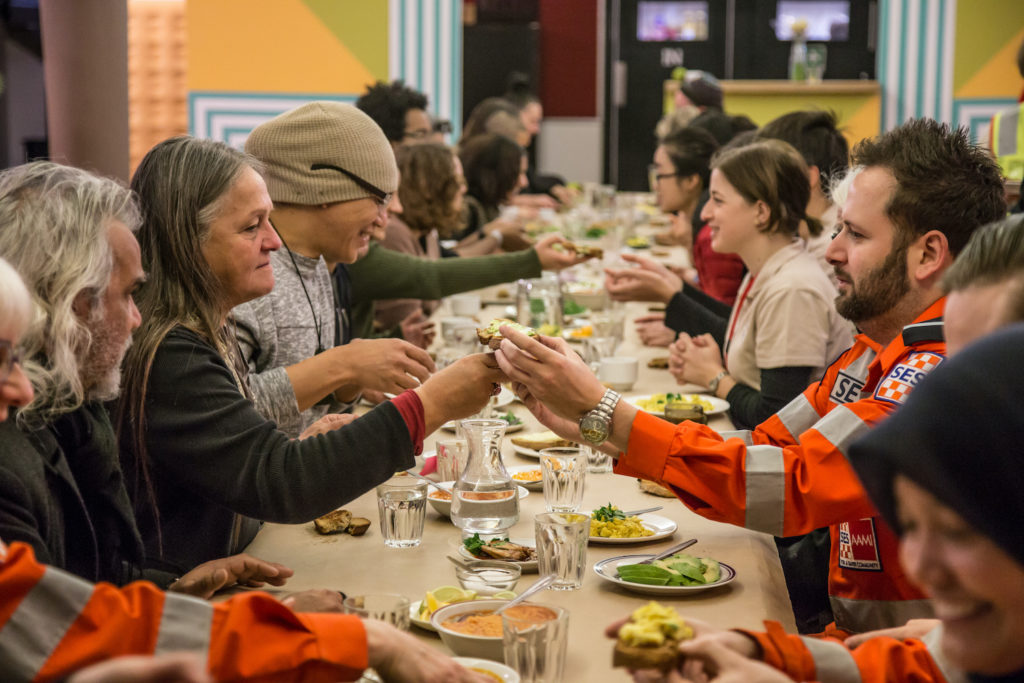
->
[724,275,756,365]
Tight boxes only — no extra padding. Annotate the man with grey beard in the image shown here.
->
[0,161,292,595]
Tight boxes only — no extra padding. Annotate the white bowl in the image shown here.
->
[427,483,530,518]
[452,657,520,682]
[431,599,509,661]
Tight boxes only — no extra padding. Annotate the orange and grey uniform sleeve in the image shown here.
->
[0,541,369,682]
[614,372,890,537]
[741,621,957,683]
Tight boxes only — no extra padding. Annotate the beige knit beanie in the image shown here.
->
[244,101,398,205]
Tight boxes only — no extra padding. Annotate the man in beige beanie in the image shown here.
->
[233,101,437,436]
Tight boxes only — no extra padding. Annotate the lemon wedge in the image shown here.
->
[492,591,516,600]
[423,586,477,616]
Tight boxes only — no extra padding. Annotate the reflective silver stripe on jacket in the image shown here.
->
[921,624,967,683]
[155,592,215,655]
[830,595,934,633]
[718,429,753,445]
[744,444,786,535]
[0,565,94,680]
[776,393,820,440]
[801,636,862,683]
[814,404,870,460]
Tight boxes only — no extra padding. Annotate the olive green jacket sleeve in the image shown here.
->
[347,243,543,339]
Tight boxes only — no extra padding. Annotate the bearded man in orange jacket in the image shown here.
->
[495,119,1007,635]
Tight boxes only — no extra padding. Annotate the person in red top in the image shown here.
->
[495,118,1008,635]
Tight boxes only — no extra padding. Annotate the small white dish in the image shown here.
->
[506,464,544,491]
[625,393,730,417]
[451,657,520,682]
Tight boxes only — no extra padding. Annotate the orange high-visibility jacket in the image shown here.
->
[742,620,960,682]
[615,299,947,633]
[0,540,369,682]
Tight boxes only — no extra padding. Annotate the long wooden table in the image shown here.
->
[242,284,796,681]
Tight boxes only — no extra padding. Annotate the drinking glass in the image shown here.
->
[343,593,411,630]
[539,447,587,512]
[534,512,589,590]
[581,444,613,474]
[436,439,469,481]
[502,603,569,682]
[376,477,427,548]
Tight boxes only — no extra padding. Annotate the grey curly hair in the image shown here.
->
[0,161,140,427]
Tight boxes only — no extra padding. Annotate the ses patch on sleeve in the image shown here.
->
[874,352,944,405]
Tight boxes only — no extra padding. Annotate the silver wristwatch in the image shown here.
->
[707,370,729,395]
[579,389,622,446]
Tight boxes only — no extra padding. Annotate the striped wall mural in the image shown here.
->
[389,0,463,139]
[877,0,1024,143]
[187,1,463,146]
[878,0,956,132]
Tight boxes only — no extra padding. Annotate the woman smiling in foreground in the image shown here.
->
[605,325,1024,682]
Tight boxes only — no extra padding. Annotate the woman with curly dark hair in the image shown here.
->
[374,143,467,328]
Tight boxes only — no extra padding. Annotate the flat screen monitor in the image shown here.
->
[637,1,710,42]
[775,1,850,41]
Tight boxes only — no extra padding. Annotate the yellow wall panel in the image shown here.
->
[186,0,377,93]
[956,28,1024,99]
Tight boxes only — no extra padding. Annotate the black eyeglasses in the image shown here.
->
[0,339,22,384]
[403,128,433,141]
[310,163,392,205]
[648,164,679,182]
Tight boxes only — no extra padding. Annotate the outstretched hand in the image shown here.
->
[494,325,605,421]
[169,553,293,599]
[605,254,682,303]
[535,234,594,271]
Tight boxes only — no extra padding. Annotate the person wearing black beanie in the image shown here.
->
[847,323,1024,680]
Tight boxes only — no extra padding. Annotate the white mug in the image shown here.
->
[448,293,481,317]
[597,356,638,391]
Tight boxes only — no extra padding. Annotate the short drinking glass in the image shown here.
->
[342,593,411,630]
[502,603,569,682]
[581,444,613,474]
[534,512,589,590]
[539,447,586,512]
[376,477,427,548]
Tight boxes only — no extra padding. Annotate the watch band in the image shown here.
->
[707,370,729,395]
[591,388,621,422]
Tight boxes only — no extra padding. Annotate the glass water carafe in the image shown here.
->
[451,419,519,537]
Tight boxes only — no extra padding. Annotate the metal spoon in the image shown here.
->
[637,538,698,565]
[446,554,473,570]
[494,574,556,615]
[618,505,663,517]
[403,470,451,491]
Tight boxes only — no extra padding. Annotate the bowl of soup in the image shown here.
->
[431,599,559,661]
[427,482,530,518]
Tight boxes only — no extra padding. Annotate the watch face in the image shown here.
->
[580,414,608,444]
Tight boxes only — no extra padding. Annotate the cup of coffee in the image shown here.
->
[449,293,481,317]
[597,356,638,392]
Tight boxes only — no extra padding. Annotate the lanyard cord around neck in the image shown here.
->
[276,231,325,355]
[723,275,757,365]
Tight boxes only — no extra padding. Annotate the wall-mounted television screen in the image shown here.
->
[637,1,709,42]
[775,1,850,41]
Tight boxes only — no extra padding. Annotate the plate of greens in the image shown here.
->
[593,552,735,595]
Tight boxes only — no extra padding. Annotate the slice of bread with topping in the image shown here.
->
[477,318,537,350]
[612,602,694,671]
[510,430,575,450]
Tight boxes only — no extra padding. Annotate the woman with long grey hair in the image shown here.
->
[117,136,503,575]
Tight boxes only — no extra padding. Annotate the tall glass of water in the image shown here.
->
[376,477,427,548]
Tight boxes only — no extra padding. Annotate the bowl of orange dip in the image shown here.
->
[427,483,530,518]
[431,599,560,661]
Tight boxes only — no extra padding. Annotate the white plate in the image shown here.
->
[442,419,524,433]
[511,444,542,459]
[625,393,730,417]
[593,554,736,595]
[409,599,437,632]
[494,386,515,408]
[452,657,521,682]
[459,537,538,573]
[587,513,677,544]
[506,464,544,490]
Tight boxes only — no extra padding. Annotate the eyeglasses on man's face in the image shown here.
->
[402,128,433,142]
[0,339,22,384]
[310,163,393,209]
